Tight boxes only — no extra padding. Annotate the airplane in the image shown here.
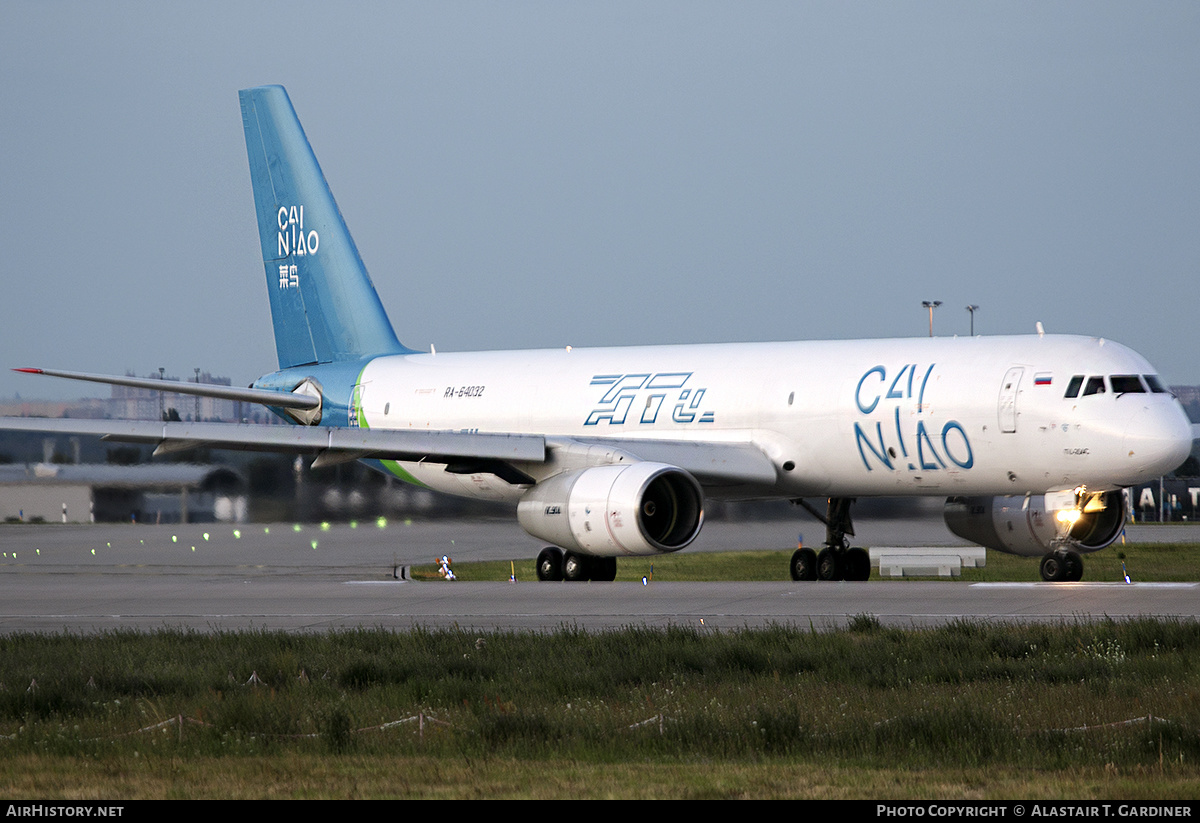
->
[2,85,1192,583]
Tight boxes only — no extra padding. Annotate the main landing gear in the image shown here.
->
[535,547,618,582]
[1039,548,1084,582]
[789,497,871,582]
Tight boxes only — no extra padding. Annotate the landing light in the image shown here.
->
[1057,509,1082,525]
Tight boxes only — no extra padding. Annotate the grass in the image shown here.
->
[3,756,1196,799]
[0,620,1199,798]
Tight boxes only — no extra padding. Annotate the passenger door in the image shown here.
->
[998,367,1023,433]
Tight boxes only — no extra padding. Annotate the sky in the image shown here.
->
[2,2,1198,400]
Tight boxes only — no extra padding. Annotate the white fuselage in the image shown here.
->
[350,334,1192,503]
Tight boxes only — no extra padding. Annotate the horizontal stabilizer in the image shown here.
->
[13,368,319,411]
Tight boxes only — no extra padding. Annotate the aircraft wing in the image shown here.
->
[557,436,778,487]
[5,364,775,485]
[0,417,777,487]
[0,417,546,465]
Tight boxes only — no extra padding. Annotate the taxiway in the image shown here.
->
[0,518,1195,632]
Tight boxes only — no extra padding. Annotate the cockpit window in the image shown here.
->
[1064,375,1084,398]
[1144,375,1167,393]
[1082,376,1106,396]
[1110,375,1146,394]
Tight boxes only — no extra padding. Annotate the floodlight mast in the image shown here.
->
[922,301,942,337]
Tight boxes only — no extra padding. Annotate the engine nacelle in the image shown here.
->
[517,462,704,557]
[944,491,1127,557]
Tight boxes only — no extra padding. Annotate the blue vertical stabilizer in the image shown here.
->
[239,85,412,369]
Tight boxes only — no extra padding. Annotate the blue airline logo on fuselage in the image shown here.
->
[585,372,714,426]
[853,363,973,472]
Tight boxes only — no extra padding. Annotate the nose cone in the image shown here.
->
[1121,403,1194,482]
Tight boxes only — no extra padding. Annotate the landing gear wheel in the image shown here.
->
[562,551,591,582]
[790,547,817,581]
[792,497,858,582]
[536,547,564,582]
[1063,550,1084,582]
[1039,552,1065,582]
[593,556,617,582]
[816,548,844,581]
[844,547,871,582]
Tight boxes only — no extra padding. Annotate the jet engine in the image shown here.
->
[943,491,1127,557]
[517,462,704,556]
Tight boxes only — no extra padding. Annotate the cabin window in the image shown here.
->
[788,392,794,406]
[1144,375,1167,393]
[1109,375,1146,394]
[1082,376,1106,397]
[1064,375,1084,398]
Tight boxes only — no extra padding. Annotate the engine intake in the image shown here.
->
[944,491,1127,557]
[517,462,704,557]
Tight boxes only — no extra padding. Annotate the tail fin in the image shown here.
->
[239,85,412,369]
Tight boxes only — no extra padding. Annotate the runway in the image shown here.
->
[0,518,1196,632]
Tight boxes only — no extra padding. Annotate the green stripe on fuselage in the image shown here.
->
[379,459,428,488]
[354,365,429,488]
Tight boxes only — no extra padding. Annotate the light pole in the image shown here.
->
[922,301,942,337]
[966,304,979,336]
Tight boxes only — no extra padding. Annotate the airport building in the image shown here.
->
[1126,478,1200,523]
[106,371,240,422]
[0,462,247,524]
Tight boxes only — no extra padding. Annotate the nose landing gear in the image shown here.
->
[1040,548,1084,582]
[1040,492,1092,582]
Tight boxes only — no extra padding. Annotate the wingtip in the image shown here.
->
[12,368,43,374]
